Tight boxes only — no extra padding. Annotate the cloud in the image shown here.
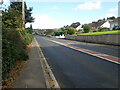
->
[74,1,102,10]
[26,14,63,29]
[105,7,118,17]
[51,6,59,10]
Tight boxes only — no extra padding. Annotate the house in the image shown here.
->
[70,22,83,31]
[76,24,83,31]
[88,20,110,29]
[88,17,120,30]
[109,17,120,30]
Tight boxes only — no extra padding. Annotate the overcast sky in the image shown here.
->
[3,0,119,29]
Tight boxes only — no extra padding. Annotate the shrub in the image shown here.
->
[67,27,76,35]
[2,27,33,79]
[99,27,109,32]
[54,32,61,36]
[83,25,91,33]
[54,31,64,36]
[113,26,118,30]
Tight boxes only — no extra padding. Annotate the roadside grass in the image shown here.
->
[75,30,120,35]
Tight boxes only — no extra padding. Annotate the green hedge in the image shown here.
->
[2,28,33,79]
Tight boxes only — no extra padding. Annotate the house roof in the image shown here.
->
[88,21,106,27]
[109,17,120,23]
[87,17,120,28]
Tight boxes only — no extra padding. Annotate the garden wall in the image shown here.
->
[65,34,120,45]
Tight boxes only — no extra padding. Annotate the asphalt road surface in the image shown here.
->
[35,35,119,88]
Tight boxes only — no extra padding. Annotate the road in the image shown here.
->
[35,35,119,88]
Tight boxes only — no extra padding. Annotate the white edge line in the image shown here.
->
[34,37,60,89]
[34,38,50,88]
[46,38,120,65]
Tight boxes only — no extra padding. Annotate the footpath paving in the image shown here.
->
[14,39,46,88]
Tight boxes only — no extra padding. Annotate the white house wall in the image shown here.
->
[110,22,118,30]
[76,25,83,31]
[101,21,110,28]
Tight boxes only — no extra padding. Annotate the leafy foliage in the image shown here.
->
[107,16,115,20]
[83,25,91,33]
[99,27,109,32]
[54,32,61,36]
[10,2,34,24]
[113,26,118,30]
[70,22,80,28]
[67,27,76,35]
[44,29,54,36]
[2,2,34,80]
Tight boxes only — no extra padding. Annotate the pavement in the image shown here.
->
[35,35,119,88]
[14,39,46,88]
[14,35,119,88]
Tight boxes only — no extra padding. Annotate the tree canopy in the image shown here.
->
[70,22,80,28]
[10,2,34,24]
[83,25,91,33]
[2,1,34,81]
[2,2,34,29]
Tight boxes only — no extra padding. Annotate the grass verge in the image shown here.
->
[76,30,120,35]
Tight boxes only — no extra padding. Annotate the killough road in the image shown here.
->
[35,35,119,88]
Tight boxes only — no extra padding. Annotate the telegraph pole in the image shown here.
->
[22,0,25,29]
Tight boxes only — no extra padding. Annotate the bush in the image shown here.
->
[54,31,64,36]
[113,26,118,30]
[2,27,33,79]
[54,32,61,36]
[67,27,76,35]
[83,25,91,33]
[99,27,109,32]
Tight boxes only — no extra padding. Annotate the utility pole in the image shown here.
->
[22,0,25,29]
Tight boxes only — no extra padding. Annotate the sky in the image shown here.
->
[2,0,120,29]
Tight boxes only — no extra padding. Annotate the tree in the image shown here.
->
[83,25,91,33]
[2,1,34,80]
[10,2,34,24]
[70,22,80,28]
[67,27,76,35]
[44,29,54,36]
[26,24,33,34]
[98,19,102,22]
[103,18,105,21]
[99,27,109,32]
[113,26,118,30]
[54,32,61,36]
[2,7,22,28]
[2,2,34,29]
[59,28,67,34]
[107,16,115,20]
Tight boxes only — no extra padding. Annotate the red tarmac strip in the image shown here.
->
[46,39,120,64]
